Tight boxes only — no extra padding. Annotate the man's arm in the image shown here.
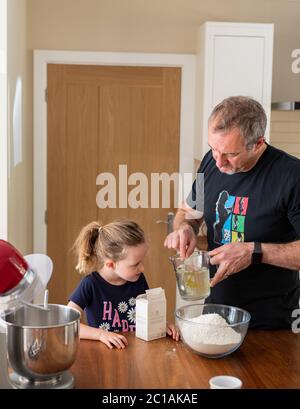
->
[262,241,300,270]
[164,202,203,258]
[173,203,202,233]
[209,240,300,286]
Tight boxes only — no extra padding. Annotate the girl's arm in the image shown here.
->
[67,301,128,349]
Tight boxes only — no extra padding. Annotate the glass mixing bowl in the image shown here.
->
[175,303,251,358]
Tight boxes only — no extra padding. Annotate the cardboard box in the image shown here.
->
[135,287,166,341]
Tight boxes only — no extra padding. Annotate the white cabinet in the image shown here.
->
[195,22,274,159]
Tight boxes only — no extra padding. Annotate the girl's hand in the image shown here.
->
[167,323,180,341]
[97,329,128,349]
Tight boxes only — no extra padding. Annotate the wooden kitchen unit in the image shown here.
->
[70,330,300,389]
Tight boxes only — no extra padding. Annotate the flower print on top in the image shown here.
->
[69,271,149,332]
[129,297,136,306]
[99,322,110,331]
[127,307,136,324]
[118,301,128,313]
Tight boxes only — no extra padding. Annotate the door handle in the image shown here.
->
[156,212,175,235]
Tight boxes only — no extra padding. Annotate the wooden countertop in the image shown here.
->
[70,330,300,389]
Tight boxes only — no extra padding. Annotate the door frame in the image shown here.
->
[33,50,196,253]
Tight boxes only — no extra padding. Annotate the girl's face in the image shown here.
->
[114,243,148,282]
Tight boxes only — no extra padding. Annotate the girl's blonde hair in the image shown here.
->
[73,219,146,275]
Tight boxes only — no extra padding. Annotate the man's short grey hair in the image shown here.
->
[208,96,267,149]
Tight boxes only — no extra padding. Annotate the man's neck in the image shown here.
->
[243,142,267,172]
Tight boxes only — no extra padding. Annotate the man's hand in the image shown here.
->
[164,224,197,258]
[209,242,253,286]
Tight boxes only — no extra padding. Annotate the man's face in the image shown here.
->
[208,121,261,175]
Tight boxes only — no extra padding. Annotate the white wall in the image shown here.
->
[270,110,300,159]
[4,0,300,253]
[27,0,300,101]
[7,0,32,253]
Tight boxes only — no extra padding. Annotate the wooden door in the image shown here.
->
[47,64,181,322]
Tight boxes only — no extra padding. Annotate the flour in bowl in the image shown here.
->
[181,313,242,355]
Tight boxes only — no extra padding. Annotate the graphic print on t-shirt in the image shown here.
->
[99,297,137,332]
[213,191,248,244]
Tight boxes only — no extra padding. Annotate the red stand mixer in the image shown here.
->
[0,240,80,389]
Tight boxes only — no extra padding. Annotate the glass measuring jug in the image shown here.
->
[170,251,211,300]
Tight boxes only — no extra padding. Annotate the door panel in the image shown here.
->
[47,64,181,322]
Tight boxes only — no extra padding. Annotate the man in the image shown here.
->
[165,96,300,329]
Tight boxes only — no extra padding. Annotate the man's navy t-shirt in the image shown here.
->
[69,272,149,332]
[186,144,300,329]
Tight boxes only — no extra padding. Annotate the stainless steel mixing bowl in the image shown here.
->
[3,304,80,381]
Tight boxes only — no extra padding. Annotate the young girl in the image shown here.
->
[68,219,179,349]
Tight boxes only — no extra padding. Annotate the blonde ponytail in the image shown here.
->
[73,219,146,275]
[73,221,102,274]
